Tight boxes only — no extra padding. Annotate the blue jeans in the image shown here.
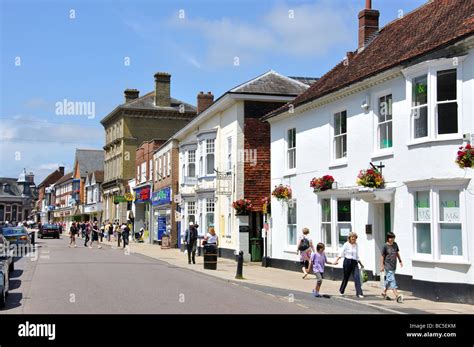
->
[339,258,363,296]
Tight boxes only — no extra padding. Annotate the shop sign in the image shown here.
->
[158,215,167,240]
[134,186,151,203]
[152,187,171,206]
[114,196,127,204]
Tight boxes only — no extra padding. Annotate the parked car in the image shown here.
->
[0,235,11,308]
[0,226,31,246]
[38,224,60,239]
[0,233,13,273]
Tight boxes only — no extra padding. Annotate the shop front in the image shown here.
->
[151,187,176,246]
[84,202,103,224]
[134,184,151,242]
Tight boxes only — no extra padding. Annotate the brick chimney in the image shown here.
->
[154,72,171,107]
[59,166,65,176]
[124,89,139,103]
[358,0,379,50]
[197,91,214,114]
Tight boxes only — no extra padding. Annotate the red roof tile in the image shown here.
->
[264,0,474,120]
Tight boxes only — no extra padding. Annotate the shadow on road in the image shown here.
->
[9,269,23,279]
[8,279,21,291]
[4,292,23,310]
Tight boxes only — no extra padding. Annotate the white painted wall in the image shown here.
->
[269,50,474,285]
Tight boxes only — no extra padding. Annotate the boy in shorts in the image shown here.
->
[381,232,404,303]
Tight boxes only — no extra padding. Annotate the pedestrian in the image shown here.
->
[381,232,403,303]
[184,222,198,264]
[297,227,314,279]
[81,222,86,239]
[89,222,102,249]
[84,222,91,247]
[308,243,333,297]
[100,223,105,243]
[334,232,365,298]
[203,226,218,246]
[68,222,77,248]
[116,223,122,247]
[105,221,111,241]
[122,222,130,249]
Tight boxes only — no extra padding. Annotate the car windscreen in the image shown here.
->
[44,225,59,229]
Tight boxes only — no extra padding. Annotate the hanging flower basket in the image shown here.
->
[357,168,385,188]
[456,144,473,168]
[310,175,335,192]
[272,184,292,201]
[232,199,253,215]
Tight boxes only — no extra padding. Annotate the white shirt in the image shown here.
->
[206,233,218,244]
[339,242,359,260]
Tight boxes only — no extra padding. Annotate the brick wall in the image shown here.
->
[243,101,285,211]
[136,140,165,183]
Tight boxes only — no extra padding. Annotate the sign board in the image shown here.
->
[443,208,460,222]
[114,196,127,204]
[417,208,430,221]
[152,187,171,206]
[216,173,232,196]
[261,228,267,238]
[174,194,182,204]
[134,186,151,203]
[340,227,350,237]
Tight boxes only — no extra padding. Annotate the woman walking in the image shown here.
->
[297,228,314,279]
[89,222,102,249]
[334,232,364,298]
[68,222,77,248]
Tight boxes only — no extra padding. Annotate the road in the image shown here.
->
[2,235,384,314]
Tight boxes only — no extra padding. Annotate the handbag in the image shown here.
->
[360,267,368,283]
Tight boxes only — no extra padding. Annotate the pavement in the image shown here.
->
[97,236,474,315]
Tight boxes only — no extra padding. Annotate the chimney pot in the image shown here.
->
[197,91,214,114]
[154,72,171,107]
[124,89,140,103]
[366,0,371,9]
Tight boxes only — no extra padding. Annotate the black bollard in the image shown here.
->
[235,251,244,279]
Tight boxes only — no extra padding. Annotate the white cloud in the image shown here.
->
[183,55,202,69]
[24,97,50,109]
[169,2,352,66]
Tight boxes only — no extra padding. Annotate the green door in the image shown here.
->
[384,203,391,239]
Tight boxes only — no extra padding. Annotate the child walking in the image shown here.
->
[381,232,404,303]
[308,242,333,297]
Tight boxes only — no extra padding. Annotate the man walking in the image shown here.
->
[184,222,198,264]
[122,222,130,249]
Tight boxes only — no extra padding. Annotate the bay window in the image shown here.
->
[187,150,195,177]
[206,139,215,175]
[411,186,466,260]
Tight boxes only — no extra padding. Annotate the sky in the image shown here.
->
[0,0,426,183]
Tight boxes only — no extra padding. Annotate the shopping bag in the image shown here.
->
[379,271,385,288]
[360,267,368,283]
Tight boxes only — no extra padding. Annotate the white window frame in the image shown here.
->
[403,57,464,146]
[286,199,297,246]
[206,139,215,175]
[140,162,146,183]
[286,128,296,171]
[320,198,332,248]
[187,150,196,178]
[149,159,153,182]
[226,196,232,237]
[332,109,348,162]
[227,136,232,172]
[372,89,394,158]
[409,184,468,263]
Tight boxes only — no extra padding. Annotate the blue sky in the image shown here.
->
[0,0,426,182]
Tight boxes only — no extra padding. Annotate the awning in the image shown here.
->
[314,186,395,204]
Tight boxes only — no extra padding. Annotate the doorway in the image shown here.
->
[375,202,392,274]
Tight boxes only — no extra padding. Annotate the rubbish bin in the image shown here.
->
[203,243,218,270]
[250,238,262,262]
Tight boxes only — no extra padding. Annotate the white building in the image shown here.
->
[174,71,314,260]
[263,1,474,303]
[84,171,104,224]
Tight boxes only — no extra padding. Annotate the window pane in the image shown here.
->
[288,225,297,245]
[338,223,351,247]
[437,103,458,134]
[439,190,460,222]
[379,122,393,149]
[416,223,431,254]
[412,75,428,106]
[322,224,331,248]
[337,200,351,222]
[206,154,214,174]
[288,129,296,148]
[288,202,297,225]
[335,135,346,159]
[440,223,462,256]
[341,111,347,134]
[413,106,428,138]
[379,95,392,122]
[188,163,195,177]
[437,69,456,101]
[288,148,296,169]
[321,199,331,222]
[335,113,341,135]
[414,191,430,221]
